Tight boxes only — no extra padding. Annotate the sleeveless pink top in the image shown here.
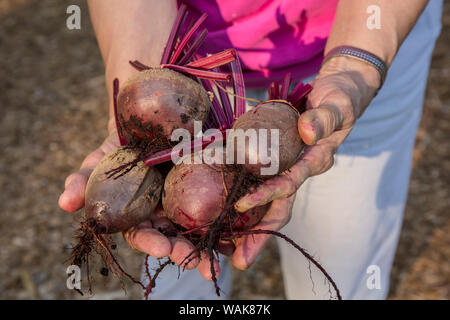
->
[181,0,338,87]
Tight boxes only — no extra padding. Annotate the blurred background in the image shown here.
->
[0,0,448,300]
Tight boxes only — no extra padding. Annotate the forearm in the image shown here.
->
[326,0,429,66]
[320,0,429,114]
[87,0,177,126]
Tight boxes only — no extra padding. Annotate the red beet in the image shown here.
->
[162,154,268,232]
[231,101,304,178]
[85,146,163,234]
[117,68,212,144]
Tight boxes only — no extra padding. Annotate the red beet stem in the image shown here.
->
[160,5,188,65]
[203,117,215,131]
[230,52,246,118]
[129,60,150,71]
[178,29,208,66]
[268,81,277,100]
[200,79,228,129]
[143,130,226,166]
[273,80,280,99]
[215,78,234,127]
[169,13,208,65]
[205,109,219,129]
[172,14,191,54]
[280,72,292,100]
[288,83,313,109]
[161,64,231,81]
[112,78,127,146]
[187,49,236,70]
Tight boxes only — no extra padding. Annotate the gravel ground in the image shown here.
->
[0,0,448,300]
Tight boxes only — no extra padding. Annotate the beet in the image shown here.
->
[231,101,304,177]
[85,146,163,234]
[117,68,212,144]
[162,154,268,232]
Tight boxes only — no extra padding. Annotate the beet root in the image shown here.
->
[85,146,163,234]
[231,101,304,178]
[117,68,212,144]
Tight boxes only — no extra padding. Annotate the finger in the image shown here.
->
[299,128,350,176]
[298,105,345,145]
[235,129,350,212]
[235,171,305,212]
[59,147,107,212]
[233,196,294,270]
[150,213,199,268]
[198,250,221,281]
[169,236,200,270]
[59,133,119,213]
[123,220,172,258]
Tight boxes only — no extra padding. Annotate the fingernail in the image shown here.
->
[301,119,321,145]
[234,199,250,213]
[235,193,263,212]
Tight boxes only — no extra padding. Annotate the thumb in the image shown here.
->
[298,105,344,145]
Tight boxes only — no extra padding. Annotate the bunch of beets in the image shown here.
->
[70,5,341,300]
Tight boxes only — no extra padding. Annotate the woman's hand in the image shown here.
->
[58,119,223,279]
[231,56,381,269]
[59,119,120,213]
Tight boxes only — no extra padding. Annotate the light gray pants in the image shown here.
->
[143,0,442,300]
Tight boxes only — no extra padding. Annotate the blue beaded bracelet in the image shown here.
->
[322,45,388,89]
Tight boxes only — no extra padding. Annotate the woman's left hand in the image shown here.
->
[231,56,381,269]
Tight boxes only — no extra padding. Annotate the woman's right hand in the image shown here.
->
[58,119,222,280]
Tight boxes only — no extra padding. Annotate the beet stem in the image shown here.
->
[203,116,214,131]
[129,60,150,71]
[215,77,234,127]
[205,110,219,129]
[187,49,236,70]
[143,130,226,166]
[230,53,246,118]
[273,80,280,99]
[169,13,208,65]
[288,83,313,109]
[161,64,231,81]
[160,5,188,64]
[280,72,292,100]
[178,29,208,66]
[200,78,228,129]
[113,79,127,146]
[268,81,276,100]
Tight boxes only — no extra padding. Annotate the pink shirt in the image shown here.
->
[181,0,338,88]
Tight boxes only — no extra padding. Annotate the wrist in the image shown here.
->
[319,55,380,101]
[321,55,382,89]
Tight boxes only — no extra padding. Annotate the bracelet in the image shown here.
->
[322,45,388,89]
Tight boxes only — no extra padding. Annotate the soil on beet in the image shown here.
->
[0,0,448,299]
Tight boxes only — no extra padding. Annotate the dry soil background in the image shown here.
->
[0,0,448,300]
